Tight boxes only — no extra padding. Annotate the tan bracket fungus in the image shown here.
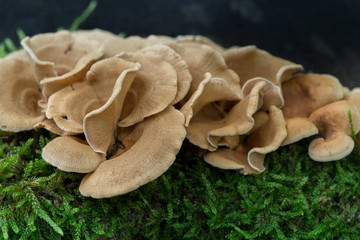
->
[224,45,303,87]
[83,57,141,154]
[79,106,186,199]
[204,105,287,174]
[308,100,360,161]
[42,136,106,173]
[21,30,104,98]
[116,51,178,127]
[281,73,344,146]
[0,56,44,132]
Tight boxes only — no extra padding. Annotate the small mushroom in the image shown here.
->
[0,56,44,132]
[21,30,104,98]
[42,136,105,173]
[166,42,242,101]
[84,58,140,154]
[281,73,344,145]
[224,45,303,86]
[308,100,360,161]
[204,105,287,174]
[140,44,192,104]
[79,106,186,198]
[117,51,178,127]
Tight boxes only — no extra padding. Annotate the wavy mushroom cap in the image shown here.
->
[83,58,140,154]
[42,136,106,173]
[242,77,284,111]
[308,100,360,161]
[140,44,192,104]
[224,45,303,86]
[281,73,344,146]
[117,51,178,127]
[185,80,265,151]
[282,74,344,118]
[79,106,186,198]
[180,73,242,126]
[21,30,104,98]
[204,105,287,174]
[167,42,242,101]
[0,56,44,132]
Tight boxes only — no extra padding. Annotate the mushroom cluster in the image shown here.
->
[0,29,359,198]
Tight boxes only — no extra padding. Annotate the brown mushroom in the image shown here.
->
[140,44,192,104]
[308,100,360,161]
[166,42,242,101]
[224,45,303,86]
[0,56,44,132]
[83,58,140,154]
[79,106,186,198]
[204,105,287,174]
[116,51,178,127]
[21,30,104,98]
[42,136,105,173]
[281,73,344,145]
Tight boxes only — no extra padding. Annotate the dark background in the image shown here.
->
[1,0,359,87]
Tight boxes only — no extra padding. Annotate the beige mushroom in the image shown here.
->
[308,100,360,161]
[180,72,242,126]
[79,106,186,198]
[116,51,178,127]
[21,30,104,98]
[140,44,192,104]
[83,58,140,154]
[166,42,242,101]
[0,56,44,132]
[34,119,78,136]
[224,45,303,86]
[42,136,106,173]
[204,105,287,174]
[281,73,344,145]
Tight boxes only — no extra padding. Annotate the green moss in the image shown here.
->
[0,130,360,239]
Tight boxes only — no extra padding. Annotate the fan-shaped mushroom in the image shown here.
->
[281,73,344,145]
[42,136,106,173]
[204,105,287,174]
[79,106,186,198]
[224,45,303,86]
[308,100,360,161]
[21,30,104,98]
[0,56,44,132]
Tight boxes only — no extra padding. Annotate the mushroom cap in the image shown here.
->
[46,82,102,133]
[281,117,318,146]
[242,77,284,111]
[34,119,78,136]
[79,106,186,198]
[224,45,303,86]
[282,73,344,118]
[184,79,265,151]
[308,100,360,161]
[140,44,192,104]
[204,148,258,174]
[246,105,287,172]
[0,57,44,132]
[84,58,140,154]
[180,73,242,126]
[168,43,242,101]
[117,51,178,127]
[42,136,105,173]
[21,30,104,98]
[204,105,286,174]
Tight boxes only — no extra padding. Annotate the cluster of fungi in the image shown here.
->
[0,29,359,198]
